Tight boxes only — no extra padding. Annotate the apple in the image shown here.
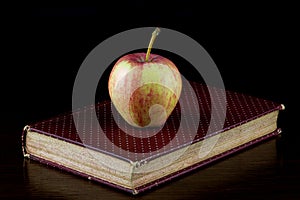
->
[108,28,182,128]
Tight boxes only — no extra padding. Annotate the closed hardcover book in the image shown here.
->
[22,82,284,194]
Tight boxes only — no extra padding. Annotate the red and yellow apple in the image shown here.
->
[108,28,182,128]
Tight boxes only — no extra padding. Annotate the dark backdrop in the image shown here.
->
[1,2,298,199]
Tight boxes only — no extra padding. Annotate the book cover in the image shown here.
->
[22,82,284,194]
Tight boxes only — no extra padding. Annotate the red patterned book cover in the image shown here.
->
[22,81,284,194]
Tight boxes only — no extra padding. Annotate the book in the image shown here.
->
[22,82,284,194]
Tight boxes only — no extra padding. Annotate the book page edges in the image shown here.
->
[134,128,281,193]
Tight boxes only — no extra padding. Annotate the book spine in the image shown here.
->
[22,125,31,158]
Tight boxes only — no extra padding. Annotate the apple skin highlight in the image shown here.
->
[108,53,182,128]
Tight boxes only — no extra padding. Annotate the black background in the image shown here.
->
[1,2,299,199]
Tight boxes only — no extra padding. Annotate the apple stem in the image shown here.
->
[145,27,160,62]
